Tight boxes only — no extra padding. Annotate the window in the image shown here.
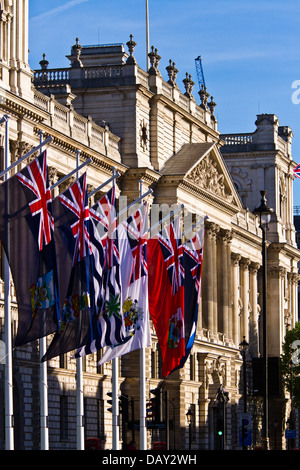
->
[97,399,105,438]
[60,395,69,440]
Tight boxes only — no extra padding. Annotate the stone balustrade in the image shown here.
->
[221,133,253,145]
[33,89,121,161]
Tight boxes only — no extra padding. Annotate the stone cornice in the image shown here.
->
[34,126,128,175]
[0,86,47,122]
[150,93,219,141]
[156,174,241,216]
[268,242,300,261]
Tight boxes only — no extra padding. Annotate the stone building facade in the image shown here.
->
[0,0,299,450]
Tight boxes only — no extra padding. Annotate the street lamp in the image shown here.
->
[186,407,193,450]
[239,336,249,450]
[253,190,274,451]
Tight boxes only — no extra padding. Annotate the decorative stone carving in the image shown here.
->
[231,252,241,266]
[148,46,161,75]
[70,37,83,68]
[166,60,178,87]
[139,120,148,151]
[205,357,226,388]
[208,96,216,115]
[199,84,210,109]
[39,53,49,70]
[186,153,233,202]
[126,34,137,65]
[48,166,58,186]
[183,73,195,98]
[9,139,38,164]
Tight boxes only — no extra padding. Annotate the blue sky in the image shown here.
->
[28,0,300,206]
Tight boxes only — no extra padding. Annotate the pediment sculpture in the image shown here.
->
[186,153,233,203]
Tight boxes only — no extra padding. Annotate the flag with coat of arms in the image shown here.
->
[42,172,94,361]
[75,186,125,358]
[98,202,151,364]
[148,216,185,377]
[0,150,60,346]
[178,221,205,369]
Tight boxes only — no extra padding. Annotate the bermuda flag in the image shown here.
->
[75,186,124,357]
[98,202,151,365]
[148,216,185,377]
[179,222,205,368]
[0,151,60,346]
[293,164,300,178]
[42,172,93,361]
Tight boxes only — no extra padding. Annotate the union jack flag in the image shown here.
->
[90,185,119,270]
[74,186,123,356]
[293,164,300,178]
[16,151,54,251]
[58,172,91,265]
[184,229,204,294]
[123,203,148,284]
[159,216,184,295]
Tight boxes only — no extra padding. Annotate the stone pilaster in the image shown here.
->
[217,228,232,341]
[202,221,219,338]
[249,262,260,357]
[231,252,241,347]
[239,257,251,342]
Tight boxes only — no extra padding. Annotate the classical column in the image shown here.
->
[240,257,251,342]
[231,253,241,347]
[268,266,286,356]
[202,221,218,337]
[249,262,260,357]
[291,273,300,327]
[212,223,219,337]
[217,229,231,340]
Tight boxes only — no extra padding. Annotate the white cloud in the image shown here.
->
[30,0,89,22]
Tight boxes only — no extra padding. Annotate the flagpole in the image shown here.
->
[139,180,147,450]
[117,188,153,219]
[87,171,121,198]
[0,135,53,178]
[182,215,208,238]
[50,157,92,191]
[75,149,85,450]
[146,0,149,70]
[111,167,120,450]
[38,131,49,450]
[2,114,14,449]
[148,204,184,236]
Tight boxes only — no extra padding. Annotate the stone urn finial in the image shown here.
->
[39,53,49,70]
[166,59,178,87]
[126,34,137,64]
[148,46,161,75]
[183,73,195,98]
[71,37,83,68]
[208,96,216,115]
[199,83,210,109]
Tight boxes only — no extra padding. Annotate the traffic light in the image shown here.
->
[216,418,223,437]
[107,392,113,413]
[119,394,129,421]
[146,401,155,420]
[150,388,162,424]
[241,421,248,440]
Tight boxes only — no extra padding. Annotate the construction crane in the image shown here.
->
[195,55,206,90]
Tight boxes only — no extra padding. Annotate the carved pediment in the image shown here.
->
[186,152,233,203]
